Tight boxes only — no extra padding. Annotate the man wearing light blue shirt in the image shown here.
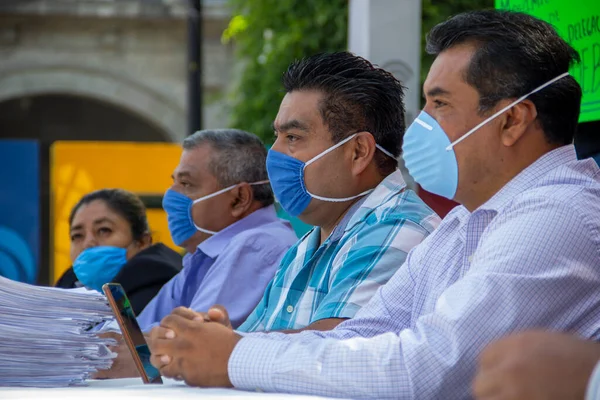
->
[149,11,600,399]
[137,129,297,331]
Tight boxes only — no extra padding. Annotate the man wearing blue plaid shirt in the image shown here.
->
[233,52,438,334]
[149,10,600,399]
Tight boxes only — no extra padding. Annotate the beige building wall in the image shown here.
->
[0,0,235,142]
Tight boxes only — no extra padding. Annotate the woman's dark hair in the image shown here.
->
[69,189,150,241]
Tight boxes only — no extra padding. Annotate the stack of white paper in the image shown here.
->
[0,276,116,387]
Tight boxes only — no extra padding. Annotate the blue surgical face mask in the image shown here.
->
[266,133,395,217]
[162,180,270,246]
[402,72,570,199]
[73,246,128,292]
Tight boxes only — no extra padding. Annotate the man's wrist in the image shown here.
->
[223,332,243,387]
[227,336,285,392]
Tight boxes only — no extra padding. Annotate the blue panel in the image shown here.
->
[0,140,39,283]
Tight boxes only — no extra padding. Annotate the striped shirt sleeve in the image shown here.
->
[311,217,430,323]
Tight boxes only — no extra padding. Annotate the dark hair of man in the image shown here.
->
[426,10,581,145]
[69,189,150,241]
[282,52,406,176]
[183,129,274,207]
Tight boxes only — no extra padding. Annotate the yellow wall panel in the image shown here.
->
[51,141,182,283]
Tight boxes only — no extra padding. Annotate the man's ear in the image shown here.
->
[351,132,377,175]
[500,99,538,147]
[230,183,254,218]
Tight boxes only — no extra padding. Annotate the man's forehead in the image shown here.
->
[175,147,210,176]
[274,91,323,131]
[71,202,116,226]
[424,44,475,94]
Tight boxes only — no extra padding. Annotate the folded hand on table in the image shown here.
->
[148,307,242,388]
[167,305,233,329]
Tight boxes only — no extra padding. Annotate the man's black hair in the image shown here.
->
[283,52,406,175]
[426,10,581,145]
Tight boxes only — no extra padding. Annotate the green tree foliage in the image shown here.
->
[420,0,494,95]
[222,0,347,143]
[223,0,493,143]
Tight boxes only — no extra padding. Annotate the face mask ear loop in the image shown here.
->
[305,134,376,201]
[445,72,570,151]
[376,145,396,159]
[191,184,238,205]
[304,133,358,168]
[193,224,218,235]
[249,180,270,186]
[190,180,271,235]
[304,133,396,165]
[307,188,375,202]
[302,134,395,201]
[375,144,400,171]
[192,179,271,207]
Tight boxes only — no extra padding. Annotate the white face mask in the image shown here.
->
[191,180,270,235]
[402,72,570,200]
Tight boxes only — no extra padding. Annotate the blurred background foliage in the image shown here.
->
[223,0,493,143]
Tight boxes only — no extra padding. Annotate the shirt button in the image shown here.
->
[468,255,474,263]
[286,305,294,313]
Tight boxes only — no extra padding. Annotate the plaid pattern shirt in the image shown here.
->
[238,170,440,332]
[230,146,600,399]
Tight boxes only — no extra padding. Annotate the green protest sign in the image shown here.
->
[496,0,600,122]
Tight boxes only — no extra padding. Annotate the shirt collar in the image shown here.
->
[304,171,407,245]
[336,170,407,236]
[478,145,577,212]
[195,205,279,259]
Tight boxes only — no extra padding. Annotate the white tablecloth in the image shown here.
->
[0,378,340,399]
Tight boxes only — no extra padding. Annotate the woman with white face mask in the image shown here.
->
[55,189,182,315]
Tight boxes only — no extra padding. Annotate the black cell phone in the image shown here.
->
[102,283,163,384]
